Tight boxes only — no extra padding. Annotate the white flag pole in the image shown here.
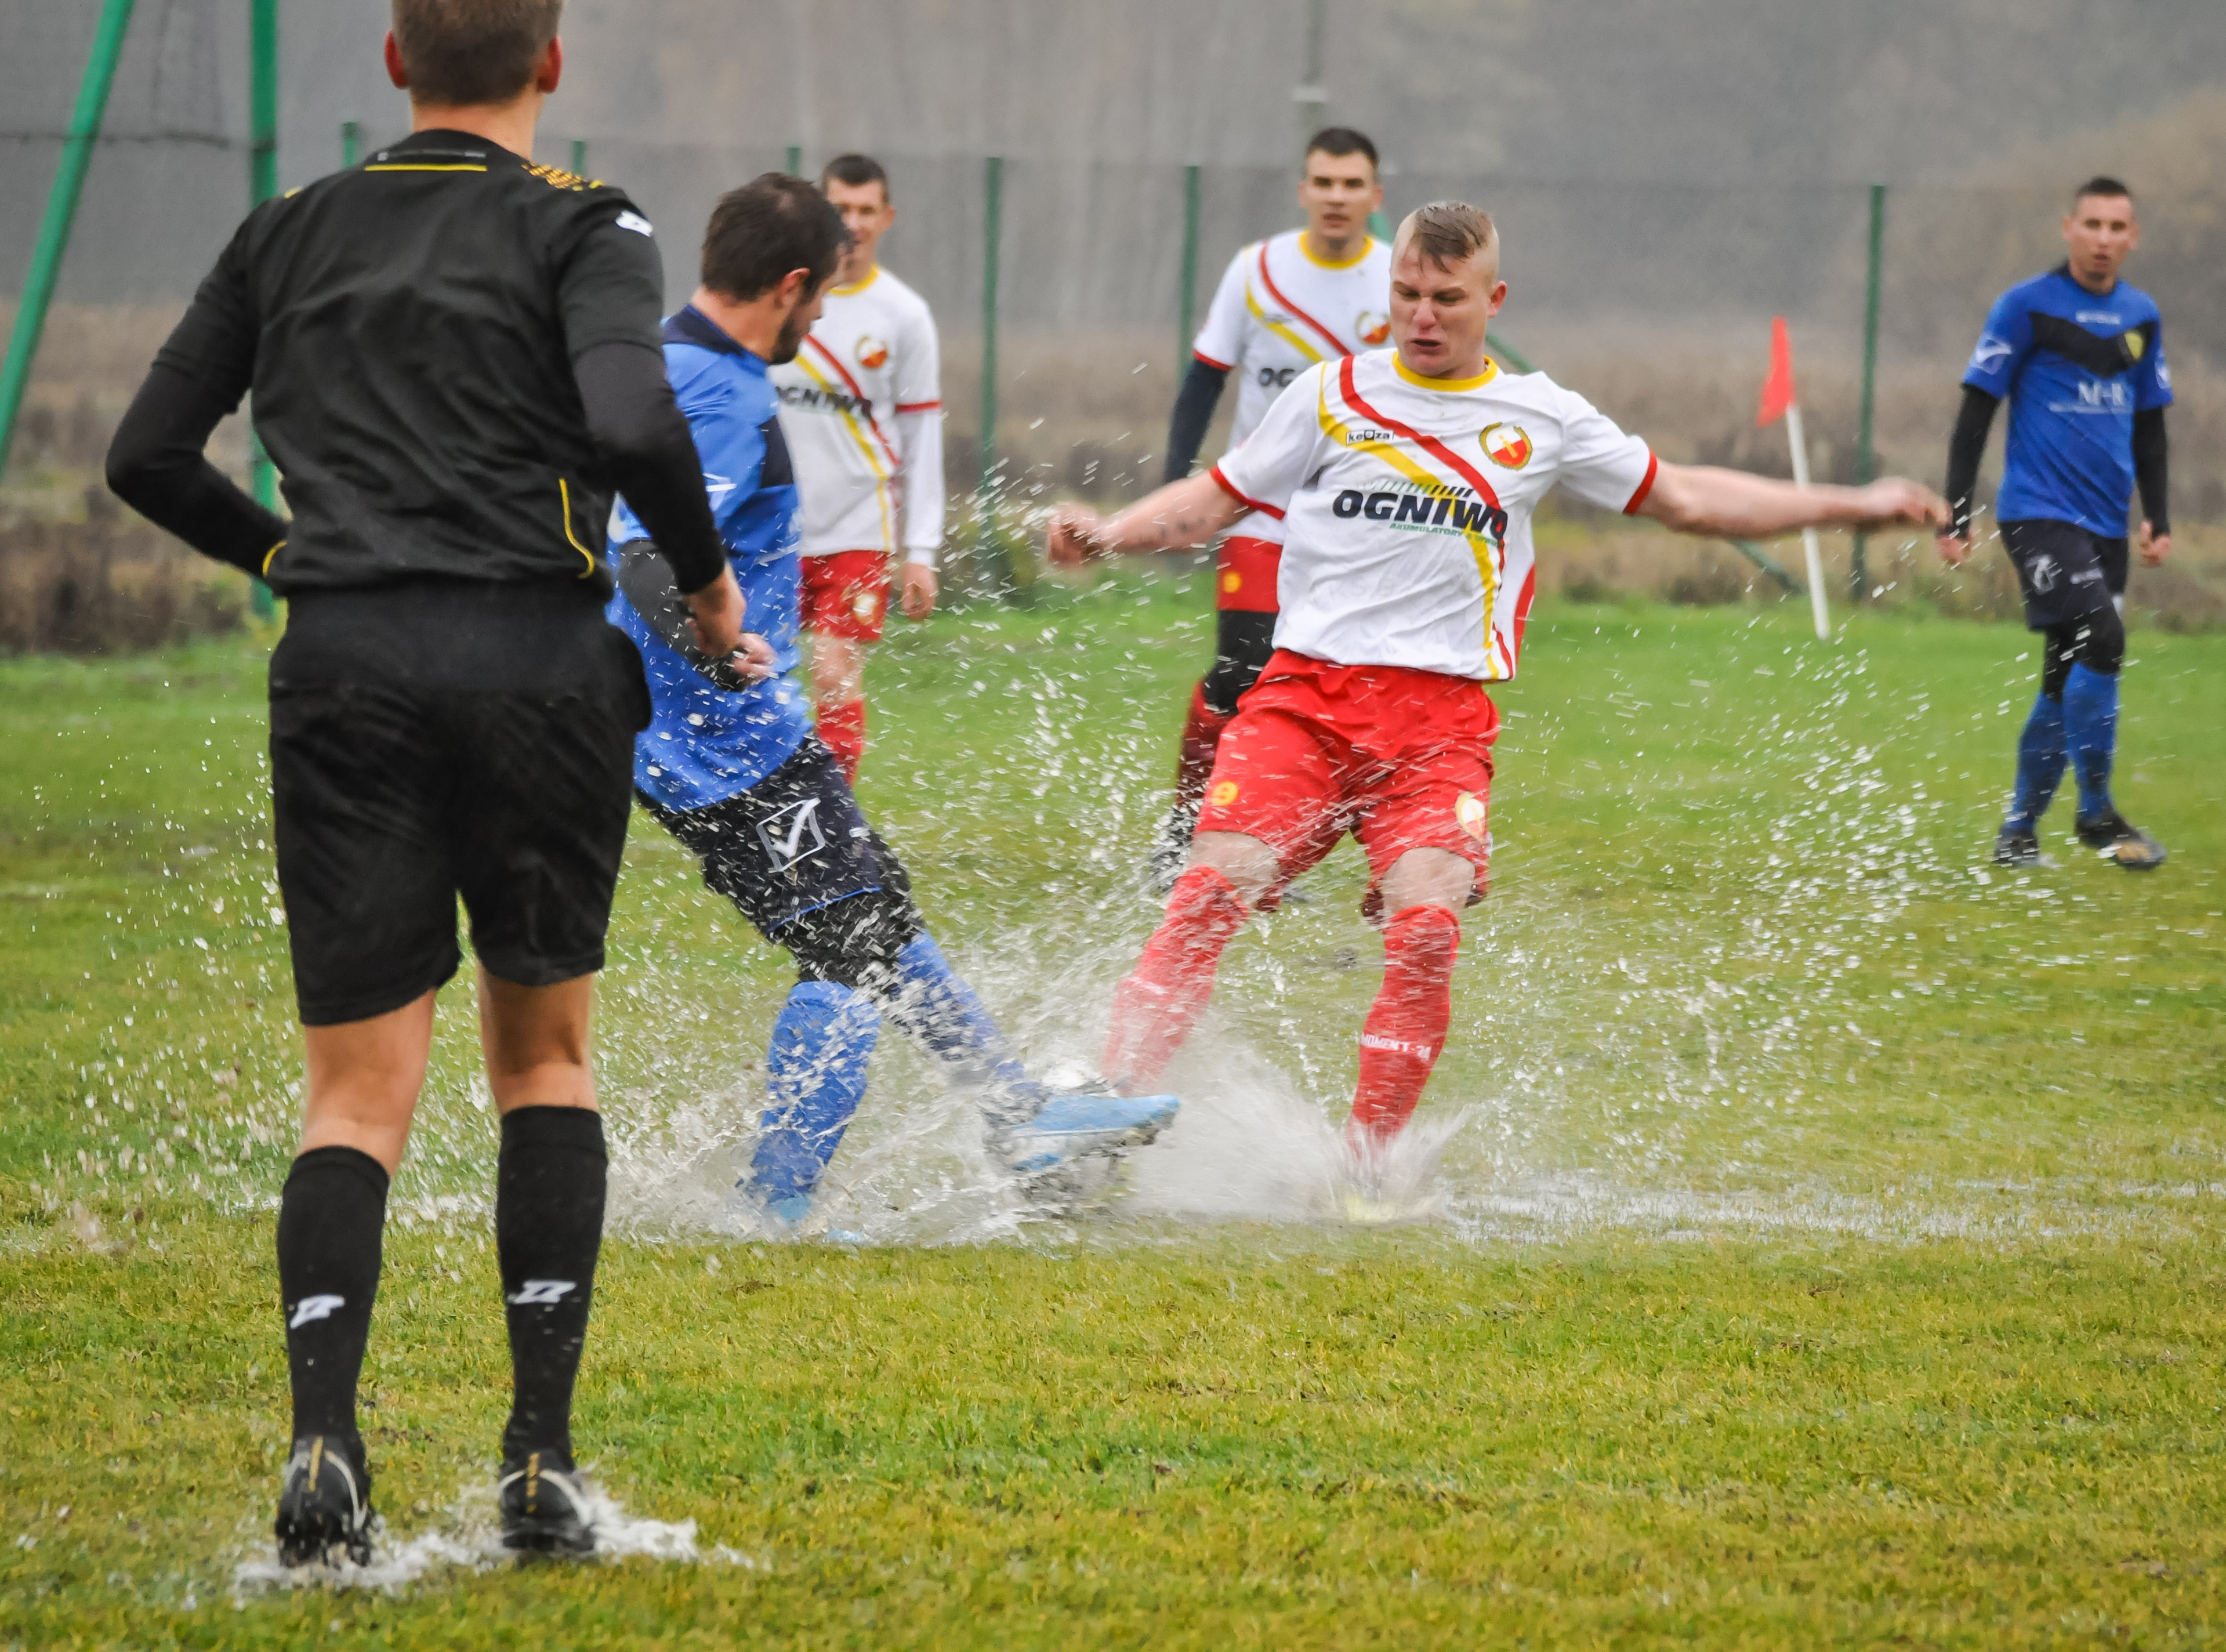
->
[1784,400,1829,640]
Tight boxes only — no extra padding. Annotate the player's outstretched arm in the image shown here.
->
[1635,463,1946,541]
[1045,473,1247,566]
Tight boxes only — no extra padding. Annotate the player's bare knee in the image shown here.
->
[1379,847,1476,916]
[1189,831,1278,905]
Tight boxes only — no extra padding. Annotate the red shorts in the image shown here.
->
[1216,535,1282,613]
[799,550,891,641]
[1195,650,1498,914]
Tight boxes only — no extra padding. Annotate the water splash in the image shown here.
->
[230,1474,753,1598]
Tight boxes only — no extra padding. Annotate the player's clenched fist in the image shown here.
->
[1045,504,1109,566]
[1851,477,1950,531]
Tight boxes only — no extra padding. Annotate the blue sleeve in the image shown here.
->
[673,378,767,544]
[2136,318,2173,411]
[1962,288,2033,397]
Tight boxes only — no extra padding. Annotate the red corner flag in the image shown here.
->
[1755,314,1797,428]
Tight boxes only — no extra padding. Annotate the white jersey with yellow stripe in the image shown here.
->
[1190,229,1393,546]
[1210,352,1658,683]
[770,266,945,561]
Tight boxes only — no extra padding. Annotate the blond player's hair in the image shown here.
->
[1400,201,1499,273]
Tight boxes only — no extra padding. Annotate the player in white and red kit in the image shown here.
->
[1149,128,1393,887]
[1050,202,1945,1173]
[771,154,944,781]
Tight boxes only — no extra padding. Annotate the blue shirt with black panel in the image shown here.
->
[1962,266,2171,536]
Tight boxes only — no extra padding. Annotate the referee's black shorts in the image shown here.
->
[2002,518,2127,631]
[269,582,652,1027]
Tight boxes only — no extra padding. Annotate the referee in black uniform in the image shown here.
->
[106,1,748,1564]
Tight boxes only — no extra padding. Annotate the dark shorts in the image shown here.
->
[638,738,911,939]
[271,658,649,1028]
[2002,519,2127,631]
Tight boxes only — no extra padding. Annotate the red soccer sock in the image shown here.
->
[1345,905,1462,1150]
[817,698,867,784]
[1173,684,1234,811]
[1103,865,1250,1089]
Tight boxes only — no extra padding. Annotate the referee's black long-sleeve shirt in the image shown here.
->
[107,130,725,658]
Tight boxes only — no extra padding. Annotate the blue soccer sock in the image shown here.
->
[747,982,879,1209]
[2061,662,2120,821]
[2003,691,2068,834]
[876,933,1043,1125]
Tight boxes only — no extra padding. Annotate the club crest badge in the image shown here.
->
[1481,423,1532,469]
[856,334,890,370]
[1356,310,1391,347]
[1455,791,1488,841]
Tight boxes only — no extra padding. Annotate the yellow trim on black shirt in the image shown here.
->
[365,163,488,174]
[262,539,285,575]
[558,479,596,577]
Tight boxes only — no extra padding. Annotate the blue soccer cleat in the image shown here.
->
[996,1091,1180,1175]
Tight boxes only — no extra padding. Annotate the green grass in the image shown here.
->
[2,573,2224,1647]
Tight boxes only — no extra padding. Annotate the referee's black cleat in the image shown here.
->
[499,1450,596,1557]
[1992,827,2044,868]
[2076,809,2167,870]
[275,1434,374,1568]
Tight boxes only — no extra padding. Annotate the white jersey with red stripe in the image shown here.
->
[771,266,945,560]
[1191,229,1394,546]
[1211,351,1658,683]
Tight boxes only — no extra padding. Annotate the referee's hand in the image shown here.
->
[684,567,746,658]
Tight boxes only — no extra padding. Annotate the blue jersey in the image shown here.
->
[1962,266,2171,537]
[608,307,814,812]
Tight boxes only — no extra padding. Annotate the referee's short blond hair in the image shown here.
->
[1399,202,1500,274]
[390,0,563,108]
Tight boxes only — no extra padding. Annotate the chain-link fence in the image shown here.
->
[8,2,2226,646]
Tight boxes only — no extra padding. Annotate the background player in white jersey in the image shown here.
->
[1050,202,1944,1181]
[1148,128,1393,887]
[771,153,944,782]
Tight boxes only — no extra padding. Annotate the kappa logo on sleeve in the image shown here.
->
[287,1294,346,1329]
[756,797,828,871]
[614,210,653,237]
[1970,334,2014,374]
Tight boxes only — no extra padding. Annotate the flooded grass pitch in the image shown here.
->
[2,580,2223,1644]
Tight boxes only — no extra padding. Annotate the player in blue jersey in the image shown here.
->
[1938,177,2172,870]
[607,175,1178,1228]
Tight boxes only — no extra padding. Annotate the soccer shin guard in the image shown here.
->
[751,981,881,1205]
[1346,905,1461,1149]
[496,1106,607,1466]
[277,1146,389,1449]
[1102,864,1249,1090]
[2062,661,2119,820]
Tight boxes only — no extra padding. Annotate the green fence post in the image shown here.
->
[1852,182,1884,603]
[0,0,137,483]
[570,137,586,176]
[1177,163,1201,372]
[976,154,1017,599]
[245,0,279,617]
[1485,332,1535,374]
[341,119,360,168]
[786,144,802,177]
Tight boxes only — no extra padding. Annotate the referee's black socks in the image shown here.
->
[277,1145,390,1454]
[496,1106,608,1469]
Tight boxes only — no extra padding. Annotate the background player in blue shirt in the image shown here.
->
[608,176,1177,1230]
[1938,177,2172,870]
